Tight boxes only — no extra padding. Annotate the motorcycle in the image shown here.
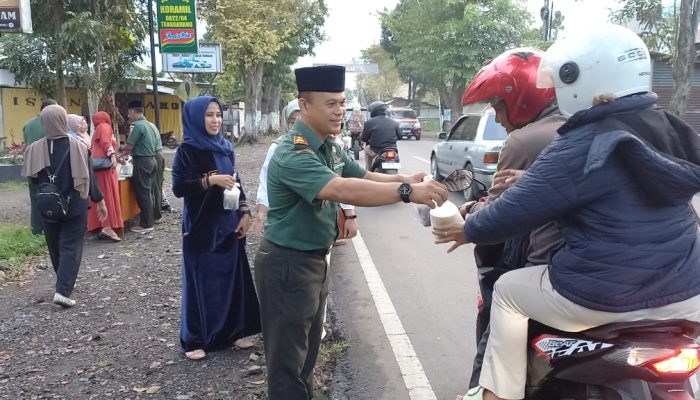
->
[370,147,401,175]
[523,319,700,399]
[465,173,700,400]
[161,130,178,149]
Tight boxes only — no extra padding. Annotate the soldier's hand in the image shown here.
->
[210,174,235,190]
[403,172,428,184]
[409,180,448,208]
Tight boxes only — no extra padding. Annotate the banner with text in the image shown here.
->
[0,0,32,33]
[156,0,197,54]
[162,43,222,73]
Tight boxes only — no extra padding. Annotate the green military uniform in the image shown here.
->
[255,119,365,400]
[127,116,160,228]
[151,122,164,221]
[23,115,44,234]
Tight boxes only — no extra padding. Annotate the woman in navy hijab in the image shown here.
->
[172,96,261,360]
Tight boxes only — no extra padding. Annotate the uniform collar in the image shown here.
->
[291,119,333,151]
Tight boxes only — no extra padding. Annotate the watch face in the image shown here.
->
[399,183,411,197]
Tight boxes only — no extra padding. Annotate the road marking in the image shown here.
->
[413,156,430,164]
[351,232,437,400]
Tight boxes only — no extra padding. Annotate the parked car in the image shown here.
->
[388,107,421,140]
[430,109,508,200]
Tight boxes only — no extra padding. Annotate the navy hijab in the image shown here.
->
[182,96,234,175]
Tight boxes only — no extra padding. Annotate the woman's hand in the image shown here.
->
[209,174,236,190]
[110,154,118,169]
[236,212,251,238]
[97,200,108,222]
[432,221,469,253]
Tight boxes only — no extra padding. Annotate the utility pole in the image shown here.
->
[147,0,161,131]
[541,0,551,41]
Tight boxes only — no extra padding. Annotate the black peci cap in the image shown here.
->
[127,100,144,109]
[294,65,346,93]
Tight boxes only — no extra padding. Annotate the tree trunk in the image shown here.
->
[668,0,700,116]
[242,61,264,144]
[269,84,281,133]
[260,79,274,134]
[53,0,67,107]
[449,82,465,124]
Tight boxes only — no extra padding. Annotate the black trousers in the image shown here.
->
[132,156,156,228]
[28,178,43,235]
[254,240,329,400]
[152,152,164,220]
[44,211,87,297]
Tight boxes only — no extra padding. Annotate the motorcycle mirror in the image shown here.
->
[441,169,473,192]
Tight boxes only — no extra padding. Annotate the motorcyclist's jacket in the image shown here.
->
[360,115,401,153]
[465,93,700,312]
[472,105,567,267]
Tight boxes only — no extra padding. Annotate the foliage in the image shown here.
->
[356,45,403,104]
[611,0,677,54]
[0,0,147,103]
[0,224,47,279]
[381,0,534,117]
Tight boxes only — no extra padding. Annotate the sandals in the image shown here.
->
[98,231,121,242]
[233,338,254,350]
[184,349,206,360]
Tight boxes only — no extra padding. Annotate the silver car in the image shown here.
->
[430,109,508,200]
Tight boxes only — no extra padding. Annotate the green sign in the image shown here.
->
[156,0,198,54]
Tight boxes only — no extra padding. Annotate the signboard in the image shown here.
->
[156,0,198,54]
[162,43,222,73]
[312,63,379,74]
[0,0,32,33]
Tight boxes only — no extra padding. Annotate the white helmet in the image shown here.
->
[536,24,652,116]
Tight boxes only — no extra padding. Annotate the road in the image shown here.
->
[329,139,700,400]
[330,138,479,400]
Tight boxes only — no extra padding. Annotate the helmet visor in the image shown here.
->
[536,40,572,89]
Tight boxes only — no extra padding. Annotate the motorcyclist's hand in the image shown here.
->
[432,221,469,253]
[343,218,358,239]
[409,180,448,208]
[404,172,428,184]
[459,201,477,218]
[490,169,525,197]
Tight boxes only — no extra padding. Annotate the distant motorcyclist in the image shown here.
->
[360,101,401,171]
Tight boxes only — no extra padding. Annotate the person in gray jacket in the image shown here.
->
[454,48,566,400]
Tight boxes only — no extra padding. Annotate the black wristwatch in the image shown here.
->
[398,183,412,203]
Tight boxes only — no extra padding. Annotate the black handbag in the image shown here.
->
[91,157,112,170]
[36,147,71,221]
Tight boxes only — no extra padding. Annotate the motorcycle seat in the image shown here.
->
[582,319,700,340]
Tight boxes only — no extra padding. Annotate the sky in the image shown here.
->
[295,0,621,67]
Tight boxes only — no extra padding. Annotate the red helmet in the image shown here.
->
[461,48,556,127]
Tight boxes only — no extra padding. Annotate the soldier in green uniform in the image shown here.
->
[254,65,448,400]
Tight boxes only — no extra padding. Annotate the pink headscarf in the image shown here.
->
[67,114,91,149]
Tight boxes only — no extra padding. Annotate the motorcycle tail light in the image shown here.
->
[386,150,396,160]
[648,349,700,374]
[604,347,700,375]
[483,152,499,164]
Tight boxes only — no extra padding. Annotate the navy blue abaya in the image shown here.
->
[172,143,261,352]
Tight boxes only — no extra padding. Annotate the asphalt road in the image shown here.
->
[330,138,479,400]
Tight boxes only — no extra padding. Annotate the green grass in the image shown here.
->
[0,180,27,191]
[0,224,47,278]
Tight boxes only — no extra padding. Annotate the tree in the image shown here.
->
[381,0,533,122]
[202,0,326,143]
[610,0,700,116]
[355,45,403,105]
[1,0,147,120]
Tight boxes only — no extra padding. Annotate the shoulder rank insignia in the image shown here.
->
[293,136,309,146]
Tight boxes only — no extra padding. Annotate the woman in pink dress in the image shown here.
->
[87,111,123,241]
